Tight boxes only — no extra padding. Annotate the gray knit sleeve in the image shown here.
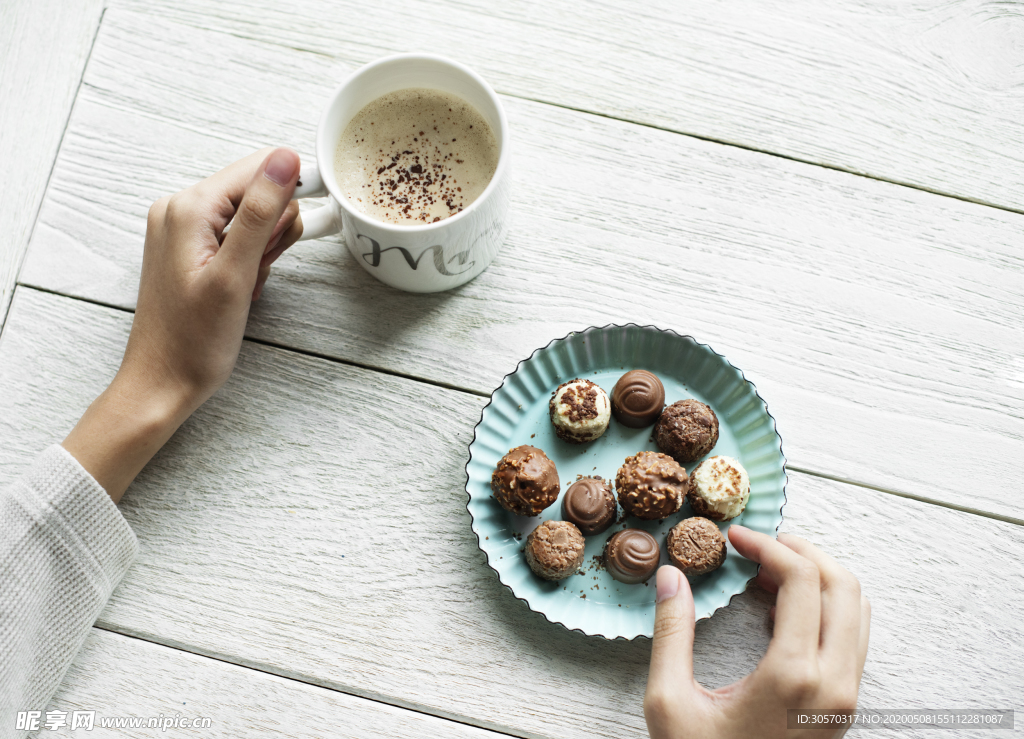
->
[0,445,138,738]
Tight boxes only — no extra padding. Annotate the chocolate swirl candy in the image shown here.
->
[611,370,666,428]
[561,477,616,536]
[604,529,661,584]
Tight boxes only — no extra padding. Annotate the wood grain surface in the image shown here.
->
[2,287,1021,739]
[49,629,504,738]
[20,10,1024,519]
[0,0,103,327]
[114,0,1024,212]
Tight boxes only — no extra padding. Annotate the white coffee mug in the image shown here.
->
[292,54,510,293]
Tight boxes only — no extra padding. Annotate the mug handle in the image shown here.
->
[294,164,339,241]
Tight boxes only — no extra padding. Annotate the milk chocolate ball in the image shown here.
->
[667,517,727,577]
[491,446,559,516]
[525,520,586,580]
[654,399,719,463]
[615,451,688,520]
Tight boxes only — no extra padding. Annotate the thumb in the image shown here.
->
[648,566,698,699]
[217,147,300,274]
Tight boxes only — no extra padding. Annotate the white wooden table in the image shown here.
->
[2,2,1022,737]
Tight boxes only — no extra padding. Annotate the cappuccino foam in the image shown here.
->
[334,88,499,225]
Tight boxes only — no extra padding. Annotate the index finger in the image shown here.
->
[729,525,821,663]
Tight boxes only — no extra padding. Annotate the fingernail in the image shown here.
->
[656,566,681,604]
[263,148,299,187]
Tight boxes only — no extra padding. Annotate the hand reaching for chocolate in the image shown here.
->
[645,526,870,739]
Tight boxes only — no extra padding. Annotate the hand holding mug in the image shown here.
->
[63,147,302,501]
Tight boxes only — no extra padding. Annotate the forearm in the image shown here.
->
[62,371,196,504]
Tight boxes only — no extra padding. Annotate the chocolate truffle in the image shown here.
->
[604,529,661,584]
[654,399,720,463]
[561,477,616,536]
[491,446,559,516]
[667,517,727,576]
[611,370,666,428]
[688,455,750,521]
[525,520,586,580]
[615,451,688,520]
[548,378,611,444]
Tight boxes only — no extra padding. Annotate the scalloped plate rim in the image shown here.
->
[463,323,788,640]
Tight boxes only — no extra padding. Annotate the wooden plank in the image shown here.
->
[48,629,504,738]
[2,287,1021,738]
[19,10,1024,519]
[0,0,104,326]
[112,0,1024,212]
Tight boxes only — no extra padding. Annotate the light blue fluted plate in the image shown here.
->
[465,325,787,640]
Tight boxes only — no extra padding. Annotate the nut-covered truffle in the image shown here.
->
[667,517,727,576]
[615,451,688,520]
[549,378,611,444]
[611,370,665,428]
[604,529,661,584]
[688,456,750,521]
[654,399,719,463]
[491,446,559,516]
[525,520,586,580]
[561,477,616,536]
